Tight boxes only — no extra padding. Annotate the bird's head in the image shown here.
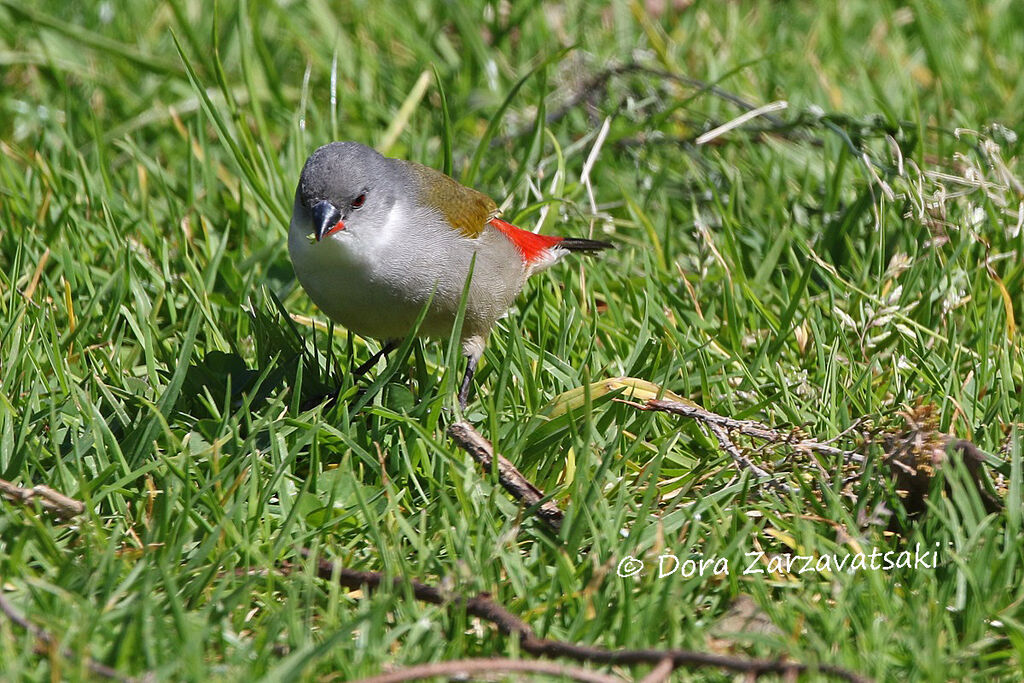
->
[297,141,397,241]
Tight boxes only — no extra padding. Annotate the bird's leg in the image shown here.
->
[352,338,400,379]
[457,355,480,410]
[457,336,485,411]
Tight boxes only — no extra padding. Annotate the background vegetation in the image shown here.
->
[1,0,1022,680]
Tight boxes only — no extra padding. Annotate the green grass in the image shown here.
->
[1,1,1022,680]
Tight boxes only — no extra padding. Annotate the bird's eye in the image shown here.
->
[352,193,366,209]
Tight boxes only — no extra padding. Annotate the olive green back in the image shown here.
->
[400,160,497,238]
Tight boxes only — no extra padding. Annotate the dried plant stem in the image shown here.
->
[0,478,85,520]
[0,594,132,681]
[309,555,869,683]
[348,658,620,683]
[707,423,796,494]
[635,398,864,463]
[448,420,564,532]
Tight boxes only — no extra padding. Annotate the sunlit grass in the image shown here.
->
[1,1,1022,680]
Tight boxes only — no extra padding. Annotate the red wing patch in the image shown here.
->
[489,217,564,264]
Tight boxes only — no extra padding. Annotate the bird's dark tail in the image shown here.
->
[560,237,614,253]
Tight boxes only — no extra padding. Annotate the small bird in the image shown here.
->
[288,141,612,409]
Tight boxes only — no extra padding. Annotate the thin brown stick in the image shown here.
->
[639,657,675,683]
[349,657,620,683]
[0,478,85,520]
[630,398,864,463]
[309,555,869,683]
[0,593,131,681]
[707,423,796,494]
[448,421,564,532]
[493,62,796,147]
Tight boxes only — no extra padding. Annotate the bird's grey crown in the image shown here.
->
[298,141,395,208]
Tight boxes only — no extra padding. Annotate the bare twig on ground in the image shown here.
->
[707,423,796,494]
[448,420,565,532]
[639,657,675,683]
[629,398,864,463]
[0,478,85,520]
[348,657,620,683]
[307,554,869,683]
[0,593,132,681]
[492,60,822,149]
[634,397,1005,519]
[496,62,782,142]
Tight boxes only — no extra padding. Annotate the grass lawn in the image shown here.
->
[1,1,1022,680]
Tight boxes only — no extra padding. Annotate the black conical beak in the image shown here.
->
[312,200,344,241]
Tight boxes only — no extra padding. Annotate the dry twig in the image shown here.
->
[0,478,85,520]
[630,398,864,463]
[0,593,132,681]
[495,62,786,144]
[492,60,824,151]
[308,554,869,683]
[619,397,868,496]
[638,657,675,683]
[707,423,796,494]
[448,421,564,532]
[349,657,620,683]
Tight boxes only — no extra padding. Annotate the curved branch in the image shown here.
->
[349,657,620,683]
[308,554,869,683]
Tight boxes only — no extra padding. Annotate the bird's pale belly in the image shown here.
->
[305,272,456,339]
[291,232,523,341]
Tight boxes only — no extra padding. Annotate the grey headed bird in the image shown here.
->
[288,141,612,409]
